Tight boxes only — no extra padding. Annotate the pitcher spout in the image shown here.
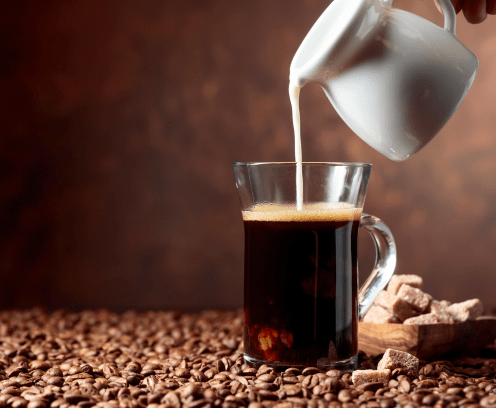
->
[290,0,383,85]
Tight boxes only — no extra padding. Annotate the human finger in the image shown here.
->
[487,0,496,14]
[451,0,464,13]
[463,0,487,23]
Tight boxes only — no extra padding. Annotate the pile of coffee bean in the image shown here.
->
[0,309,495,408]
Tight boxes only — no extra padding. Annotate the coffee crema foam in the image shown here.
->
[242,203,362,222]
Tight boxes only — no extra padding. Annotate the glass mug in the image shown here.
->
[233,162,396,371]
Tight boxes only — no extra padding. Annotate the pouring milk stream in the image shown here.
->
[289,0,478,208]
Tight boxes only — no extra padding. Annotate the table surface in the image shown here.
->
[0,309,495,408]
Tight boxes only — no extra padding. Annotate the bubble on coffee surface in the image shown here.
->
[242,202,362,222]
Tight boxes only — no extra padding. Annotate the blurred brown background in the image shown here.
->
[0,0,495,312]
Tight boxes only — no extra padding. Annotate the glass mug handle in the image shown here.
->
[357,213,397,320]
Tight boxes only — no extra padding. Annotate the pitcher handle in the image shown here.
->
[357,213,397,320]
[381,0,457,37]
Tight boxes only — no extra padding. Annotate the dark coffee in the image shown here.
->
[242,206,361,367]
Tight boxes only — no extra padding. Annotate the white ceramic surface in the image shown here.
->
[290,0,478,161]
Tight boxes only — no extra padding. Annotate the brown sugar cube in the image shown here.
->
[429,300,453,314]
[429,300,446,313]
[387,274,423,295]
[352,369,390,387]
[374,291,417,322]
[403,313,439,325]
[377,348,419,375]
[397,284,432,313]
[435,310,454,323]
[447,299,484,322]
[362,305,401,324]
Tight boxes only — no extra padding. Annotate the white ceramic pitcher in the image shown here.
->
[290,0,478,161]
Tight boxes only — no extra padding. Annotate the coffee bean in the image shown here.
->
[204,389,216,401]
[283,376,300,385]
[46,368,63,377]
[26,400,46,408]
[257,374,276,383]
[439,372,450,381]
[3,386,21,396]
[231,381,244,395]
[175,368,191,378]
[102,365,119,378]
[189,370,206,382]
[67,366,82,375]
[341,373,353,385]
[446,377,466,388]
[299,375,313,388]
[446,387,463,395]
[213,373,229,382]
[464,385,480,393]
[243,368,258,377]
[358,382,384,393]
[255,382,275,391]
[466,391,484,401]
[358,390,375,401]
[258,390,278,401]
[230,365,243,375]
[444,394,462,403]
[236,391,249,400]
[312,385,324,396]
[480,395,496,407]
[50,399,69,408]
[285,368,302,376]
[205,369,218,380]
[338,389,352,403]
[124,362,141,373]
[302,368,320,376]
[182,384,202,398]
[9,397,28,408]
[256,366,274,377]
[237,376,249,386]
[117,388,131,399]
[283,385,301,397]
[326,370,344,378]
[422,394,439,405]
[29,362,50,371]
[486,384,496,393]
[142,363,161,371]
[391,369,408,379]
[215,360,226,373]
[399,380,411,393]
[164,391,181,408]
[424,364,434,377]
[64,391,90,404]
[379,398,395,408]
[418,379,438,388]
